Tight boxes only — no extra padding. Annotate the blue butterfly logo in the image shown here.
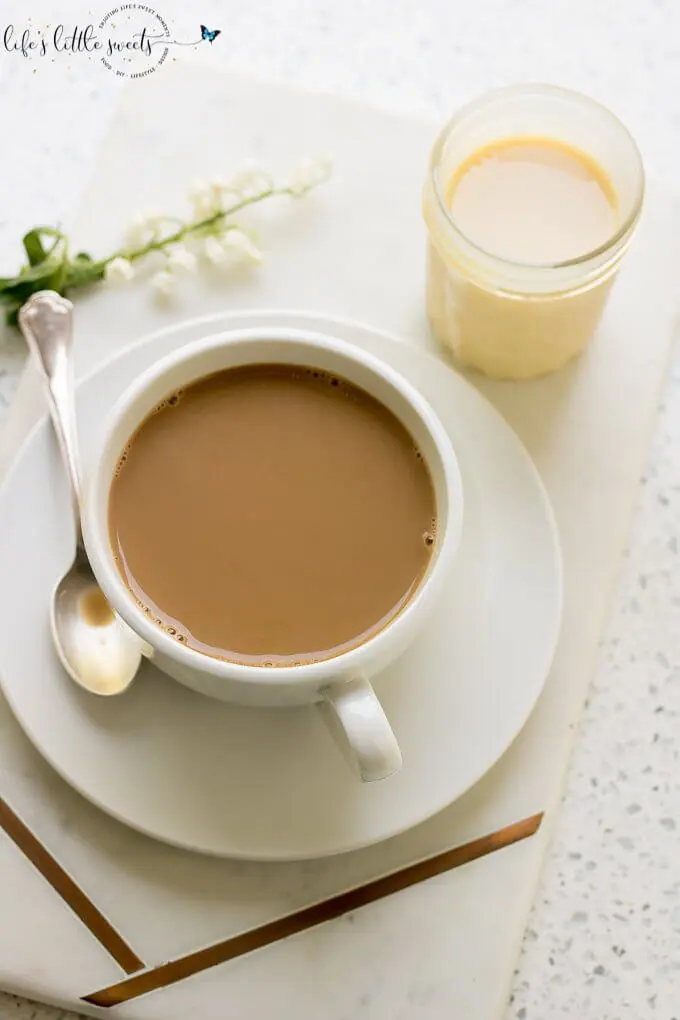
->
[201,25,221,43]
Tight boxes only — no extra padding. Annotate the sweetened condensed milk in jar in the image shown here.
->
[423,85,644,380]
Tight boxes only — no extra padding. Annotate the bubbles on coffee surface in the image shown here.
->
[259,655,317,668]
[160,622,188,644]
[301,367,346,394]
[422,516,438,547]
[114,391,184,477]
[113,445,131,478]
[150,389,185,415]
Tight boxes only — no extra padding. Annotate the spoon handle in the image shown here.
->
[18,291,85,554]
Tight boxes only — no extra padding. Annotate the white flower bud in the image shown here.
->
[229,159,273,197]
[221,229,263,264]
[166,245,197,274]
[104,256,135,284]
[188,178,210,202]
[126,211,162,247]
[188,178,223,221]
[192,195,220,221]
[215,187,242,210]
[203,236,227,264]
[150,269,175,297]
[288,156,333,196]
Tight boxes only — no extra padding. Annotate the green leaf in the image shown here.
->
[1,274,67,328]
[30,226,62,237]
[0,264,66,310]
[4,235,107,326]
[2,257,61,288]
[22,226,66,268]
[23,230,47,267]
[2,296,22,327]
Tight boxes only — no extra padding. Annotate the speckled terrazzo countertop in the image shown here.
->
[1,2,679,1018]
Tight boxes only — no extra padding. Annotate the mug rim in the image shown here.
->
[83,326,464,687]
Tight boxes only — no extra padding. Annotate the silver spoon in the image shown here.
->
[19,290,144,696]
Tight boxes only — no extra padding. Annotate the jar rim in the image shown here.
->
[429,83,645,273]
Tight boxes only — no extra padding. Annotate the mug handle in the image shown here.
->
[318,677,403,783]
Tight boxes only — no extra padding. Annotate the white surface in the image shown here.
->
[0,310,560,858]
[0,3,679,1018]
[0,64,677,1020]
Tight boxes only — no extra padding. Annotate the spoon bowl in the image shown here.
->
[52,548,144,696]
[19,290,144,696]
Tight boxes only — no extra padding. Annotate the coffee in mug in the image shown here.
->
[108,364,437,666]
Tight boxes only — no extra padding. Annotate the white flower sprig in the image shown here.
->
[0,156,333,323]
[120,157,332,301]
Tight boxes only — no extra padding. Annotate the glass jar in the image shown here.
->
[422,85,645,380]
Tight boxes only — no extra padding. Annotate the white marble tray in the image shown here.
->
[1,62,679,1020]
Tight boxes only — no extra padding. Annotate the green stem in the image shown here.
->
[94,186,297,272]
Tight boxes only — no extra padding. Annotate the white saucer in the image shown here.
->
[0,311,561,860]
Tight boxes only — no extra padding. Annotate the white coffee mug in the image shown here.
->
[83,328,464,782]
